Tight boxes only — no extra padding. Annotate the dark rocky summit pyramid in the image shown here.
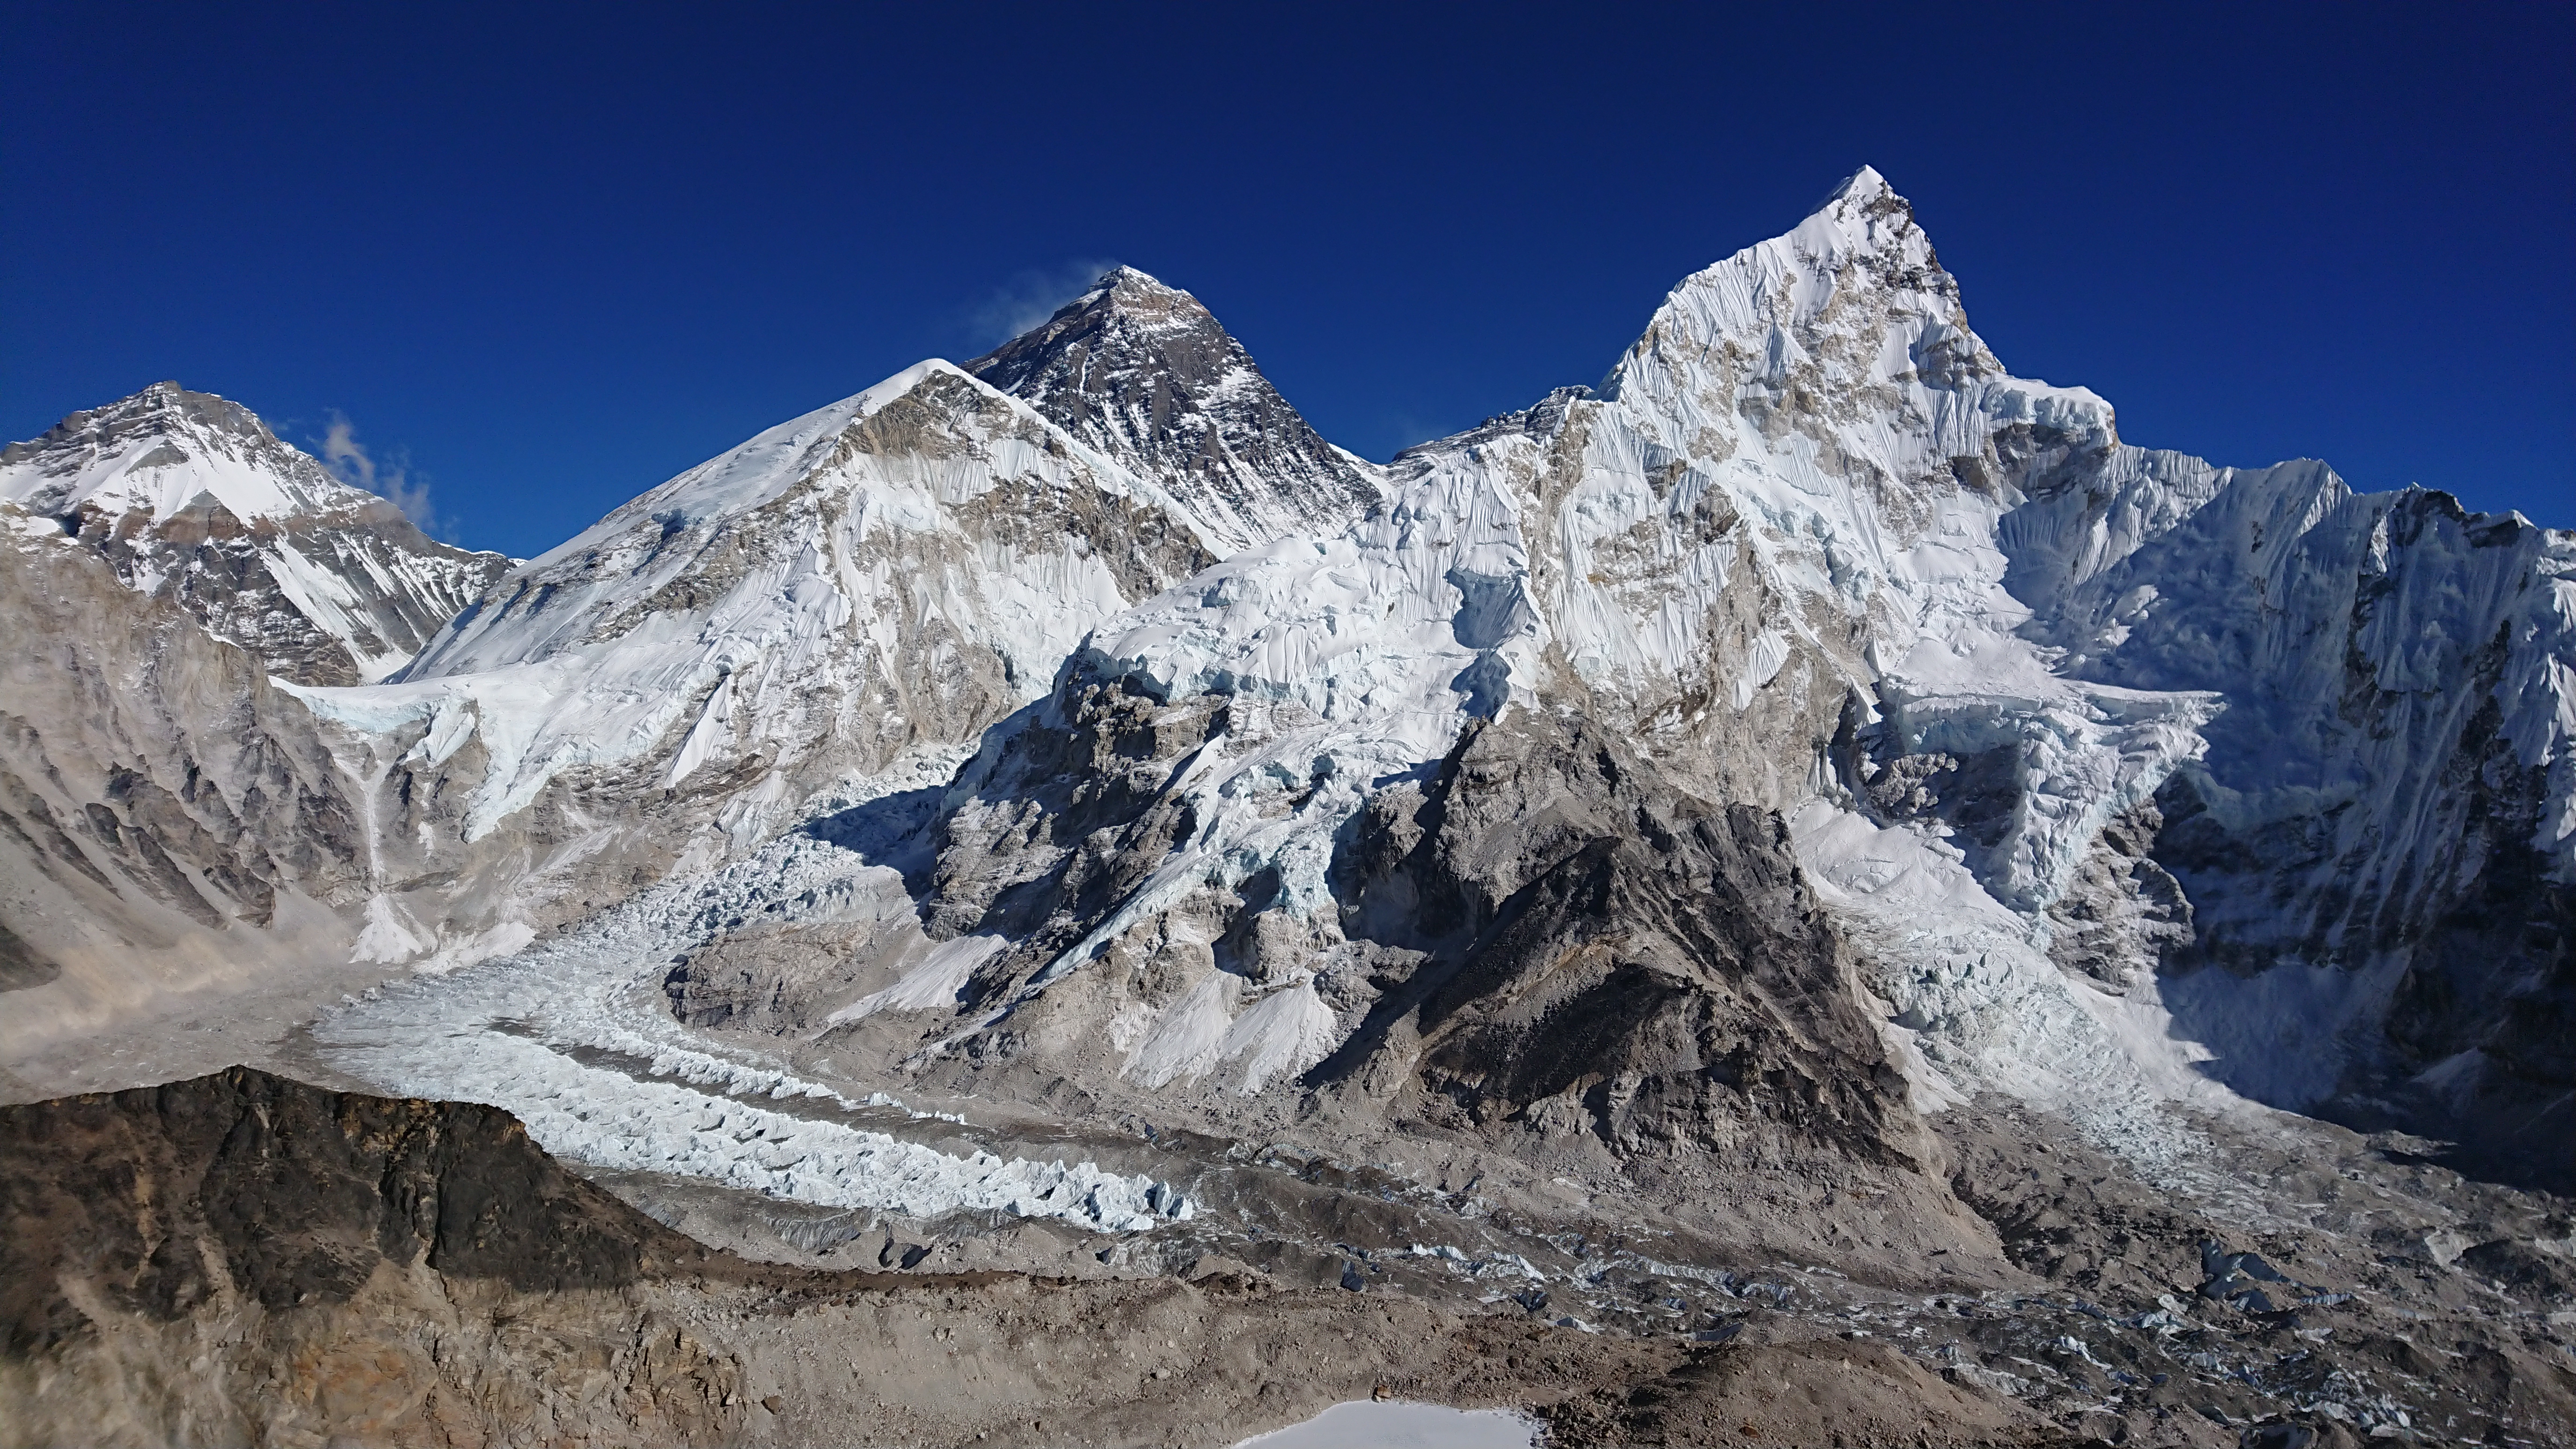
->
[968,266,1382,552]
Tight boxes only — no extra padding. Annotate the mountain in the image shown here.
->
[703,168,2572,1190]
[15,174,2559,1184]
[966,266,1383,553]
[0,288,1390,1069]
[332,360,1261,865]
[0,499,367,1058]
[0,383,512,685]
[7,173,2576,1444]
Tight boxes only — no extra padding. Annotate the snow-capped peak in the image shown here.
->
[0,381,377,526]
[898,168,2575,1188]
[314,355,1236,852]
[1,382,512,685]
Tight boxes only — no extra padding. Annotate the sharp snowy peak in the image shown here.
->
[844,168,2573,1188]
[967,267,1383,554]
[0,383,512,685]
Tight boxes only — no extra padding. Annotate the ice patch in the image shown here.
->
[828,933,1009,1023]
[351,894,432,964]
[1233,1401,1540,1449]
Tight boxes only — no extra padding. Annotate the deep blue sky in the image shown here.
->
[5,3,2569,556]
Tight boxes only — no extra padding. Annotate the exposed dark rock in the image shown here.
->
[1323,711,1924,1173]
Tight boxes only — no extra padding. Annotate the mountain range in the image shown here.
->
[4,168,2570,1446]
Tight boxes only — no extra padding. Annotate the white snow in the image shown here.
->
[285,360,1247,848]
[1231,1401,1539,1449]
[314,754,1194,1234]
[0,388,354,526]
[1,382,510,682]
[929,165,2575,1158]
[828,933,1010,1023]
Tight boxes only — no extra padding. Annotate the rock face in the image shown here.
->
[377,360,1222,820]
[0,504,367,1049]
[1318,715,1915,1173]
[967,266,1383,554]
[0,383,512,686]
[253,353,1371,988]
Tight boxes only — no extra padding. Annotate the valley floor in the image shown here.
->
[4,833,2571,1448]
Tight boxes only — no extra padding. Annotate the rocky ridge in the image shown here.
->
[0,504,369,1054]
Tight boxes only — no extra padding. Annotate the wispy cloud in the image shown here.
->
[959,257,1123,350]
[316,411,442,535]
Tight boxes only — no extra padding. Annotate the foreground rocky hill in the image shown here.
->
[0,1067,2064,1449]
[4,1068,2571,1447]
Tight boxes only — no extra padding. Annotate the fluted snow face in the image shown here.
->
[0,383,512,685]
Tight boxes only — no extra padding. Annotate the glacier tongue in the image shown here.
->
[312,748,1195,1236]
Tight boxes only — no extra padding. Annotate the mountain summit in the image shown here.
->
[0,382,510,684]
[968,267,1381,553]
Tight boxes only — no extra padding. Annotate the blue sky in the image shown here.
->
[4,2,2568,557]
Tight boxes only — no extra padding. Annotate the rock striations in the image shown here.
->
[0,502,368,1046]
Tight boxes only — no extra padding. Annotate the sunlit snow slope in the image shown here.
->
[315,362,1222,848]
